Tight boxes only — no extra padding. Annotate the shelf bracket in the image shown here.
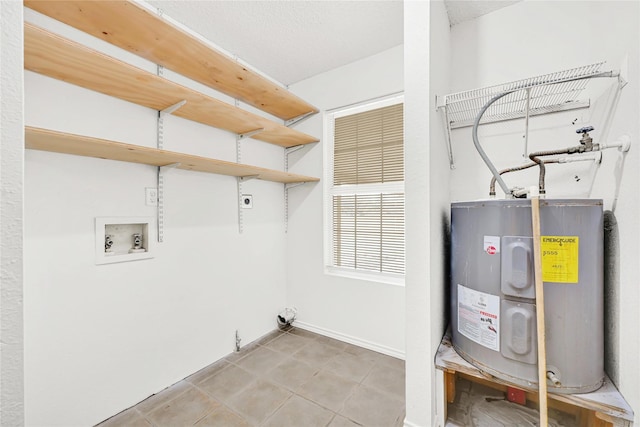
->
[283,145,309,232]
[160,100,187,117]
[156,163,181,243]
[285,182,306,191]
[437,100,455,169]
[523,88,531,159]
[285,145,305,156]
[285,111,314,128]
[234,120,256,233]
[238,128,264,141]
[154,66,185,242]
[160,162,181,173]
[617,55,628,89]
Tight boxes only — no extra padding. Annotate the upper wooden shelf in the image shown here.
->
[24,0,318,121]
[25,127,320,185]
[24,23,318,148]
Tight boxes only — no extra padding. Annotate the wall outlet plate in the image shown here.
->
[241,194,253,209]
[145,187,158,206]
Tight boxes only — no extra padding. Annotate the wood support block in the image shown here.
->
[445,371,456,404]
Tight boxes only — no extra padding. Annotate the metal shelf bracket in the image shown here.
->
[283,145,310,232]
[285,145,305,156]
[285,111,314,127]
[238,128,264,141]
[285,182,305,191]
[160,100,187,117]
[160,162,181,173]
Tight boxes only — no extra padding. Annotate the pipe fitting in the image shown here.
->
[546,370,562,387]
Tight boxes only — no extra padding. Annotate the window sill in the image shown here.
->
[324,266,405,287]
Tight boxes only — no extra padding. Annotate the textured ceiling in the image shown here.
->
[146,0,404,86]
[444,0,521,26]
[145,1,518,86]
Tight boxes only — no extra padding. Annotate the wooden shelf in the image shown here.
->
[435,330,633,425]
[25,127,320,185]
[24,0,318,121]
[24,23,318,148]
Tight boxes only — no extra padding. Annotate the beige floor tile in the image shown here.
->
[292,340,341,367]
[362,364,405,399]
[99,329,406,427]
[225,341,261,363]
[323,352,375,383]
[227,379,291,425]
[96,408,151,427]
[287,327,319,340]
[340,384,404,427]
[253,329,285,346]
[135,380,191,414]
[264,357,319,392]
[234,345,282,375]
[298,370,358,412]
[263,395,334,427]
[186,359,231,385]
[265,332,312,354]
[327,415,362,427]
[314,334,348,351]
[194,406,251,427]
[343,346,389,365]
[374,353,405,372]
[197,364,255,404]
[146,386,219,427]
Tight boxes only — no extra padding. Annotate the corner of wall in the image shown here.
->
[0,2,25,425]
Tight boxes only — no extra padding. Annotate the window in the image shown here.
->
[324,95,404,285]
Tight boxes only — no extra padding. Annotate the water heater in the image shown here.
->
[450,198,603,394]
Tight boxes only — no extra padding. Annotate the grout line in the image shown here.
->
[257,392,295,427]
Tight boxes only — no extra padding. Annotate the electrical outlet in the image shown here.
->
[242,194,253,209]
[145,188,158,206]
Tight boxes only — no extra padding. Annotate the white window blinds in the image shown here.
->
[329,102,405,277]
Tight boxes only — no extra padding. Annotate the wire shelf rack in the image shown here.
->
[442,62,607,129]
[437,61,624,168]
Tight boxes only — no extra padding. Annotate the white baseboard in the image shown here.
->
[403,418,448,427]
[293,320,405,360]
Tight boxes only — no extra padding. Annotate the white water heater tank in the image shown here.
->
[450,198,603,394]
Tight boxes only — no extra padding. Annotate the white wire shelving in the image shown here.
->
[437,61,626,168]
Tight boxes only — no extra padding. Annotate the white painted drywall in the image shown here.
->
[0,2,25,425]
[449,0,640,423]
[286,46,405,356]
[23,9,289,427]
[404,1,451,426]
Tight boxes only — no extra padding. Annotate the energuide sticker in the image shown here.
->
[541,236,579,283]
[457,284,500,351]
[483,235,500,255]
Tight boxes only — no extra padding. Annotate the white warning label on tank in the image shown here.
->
[457,284,500,351]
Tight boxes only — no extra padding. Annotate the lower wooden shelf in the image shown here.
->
[435,330,633,426]
[25,127,319,185]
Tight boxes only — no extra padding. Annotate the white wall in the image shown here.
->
[0,2,25,425]
[448,0,640,423]
[404,1,451,426]
[24,9,291,426]
[287,46,405,356]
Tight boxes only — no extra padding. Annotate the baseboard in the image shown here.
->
[403,419,422,427]
[293,321,405,360]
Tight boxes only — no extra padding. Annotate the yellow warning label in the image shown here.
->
[541,236,579,283]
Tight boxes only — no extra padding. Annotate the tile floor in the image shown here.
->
[97,327,405,427]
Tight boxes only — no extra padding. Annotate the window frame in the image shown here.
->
[323,93,405,286]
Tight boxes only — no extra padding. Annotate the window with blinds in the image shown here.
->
[325,97,404,282]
